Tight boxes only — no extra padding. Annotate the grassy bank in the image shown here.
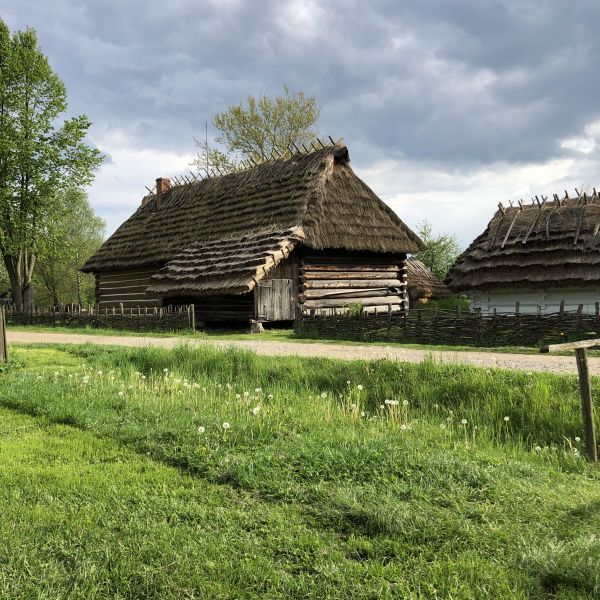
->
[1,344,599,598]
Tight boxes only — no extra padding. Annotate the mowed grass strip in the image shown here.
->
[1,344,600,598]
[0,408,379,599]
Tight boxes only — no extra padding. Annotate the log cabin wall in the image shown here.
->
[299,250,407,316]
[168,294,254,323]
[96,269,162,308]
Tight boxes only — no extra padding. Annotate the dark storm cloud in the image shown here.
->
[4,0,600,165]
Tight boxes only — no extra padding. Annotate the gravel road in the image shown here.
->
[7,330,593,376]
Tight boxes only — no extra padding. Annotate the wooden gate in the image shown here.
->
[256,279,296,321]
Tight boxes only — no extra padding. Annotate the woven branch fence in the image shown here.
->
[6,304,195,332]
[295,305,600,347]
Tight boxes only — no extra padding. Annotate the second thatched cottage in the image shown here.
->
[446,191,600,314]
[81,144,423,324]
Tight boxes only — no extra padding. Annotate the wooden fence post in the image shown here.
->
[575,348,598,462]
[189,304,196,331]
[542,339,599,462]
[0,306,7,362]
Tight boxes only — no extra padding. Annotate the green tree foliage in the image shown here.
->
[0,20,103,310]
[33,189,105,306]
[193,86,320,173]
[414,220,462,280]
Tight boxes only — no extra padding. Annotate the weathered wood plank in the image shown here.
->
[301,264,400,272]
[575,348,598,462]
[540,338,600,353]
[302,271,400,281]
[301,288,403,300]
[302,279,402,289]
[302,296,404,309]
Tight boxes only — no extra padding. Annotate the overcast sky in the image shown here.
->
[4,0,600,246]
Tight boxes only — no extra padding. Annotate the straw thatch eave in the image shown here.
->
[446,194,600,291]
[406,258,451,300]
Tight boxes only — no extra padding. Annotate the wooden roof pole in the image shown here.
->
[522,196,547,245]
[500,202,523,248]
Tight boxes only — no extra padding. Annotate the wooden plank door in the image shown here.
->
[256,279,295,321]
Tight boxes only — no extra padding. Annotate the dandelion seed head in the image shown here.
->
[400,424,407,430]
[235,394,241,400]
[461,418,468,425]
[222,422,230,430]
[268,394,273,400]
[321,392,327,398]
[503,416,510,422]
[357,384,363,391]
[197,426,205,434]
[402,400,409,406]
[575,436,581,442]
[351,403,357,410]
[535,446,542,452]
[252,406,260,416]
[255,387,262,394]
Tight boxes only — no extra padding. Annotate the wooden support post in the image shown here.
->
[119,303,124,316]
[189,304,196,331]
[575,348,598,462]
[515,301,520,315]
[596,302,599,320]
[541,338,599,462]
[559,300,565,316]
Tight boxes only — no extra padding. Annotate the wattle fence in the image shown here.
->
[5,304,195,332]
[294,305,600,347]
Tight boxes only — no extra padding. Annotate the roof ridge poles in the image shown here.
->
[522,196,547,245]
[500,199,524,248]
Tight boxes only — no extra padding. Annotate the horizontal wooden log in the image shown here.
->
[301,278,402,289]
[97,271,156,283]
[98,299,160,306]
[301,288,405,301]
[302,296,405,309]
[97,284,150,294]
[302,271,400,281]
[301,264,400,272]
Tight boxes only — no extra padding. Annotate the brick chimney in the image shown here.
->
[155,177,171,209]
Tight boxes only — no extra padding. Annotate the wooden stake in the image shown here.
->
[189,304,196,331]
[575,348,598,462]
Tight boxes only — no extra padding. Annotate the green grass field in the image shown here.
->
[0,344,599,598]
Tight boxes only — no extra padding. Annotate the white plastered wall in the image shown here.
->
[469,287,600,315]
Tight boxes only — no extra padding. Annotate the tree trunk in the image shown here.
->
[3,253,35,312]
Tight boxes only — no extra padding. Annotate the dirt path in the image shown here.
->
[6,330,592,376]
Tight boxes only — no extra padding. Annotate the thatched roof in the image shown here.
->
[406,258,451,300]
[447,192,600,291]
[82,144,423,296]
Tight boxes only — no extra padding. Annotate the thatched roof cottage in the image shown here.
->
[446,191,600,314]
[82,144,423,324]
[406,258,451,305]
